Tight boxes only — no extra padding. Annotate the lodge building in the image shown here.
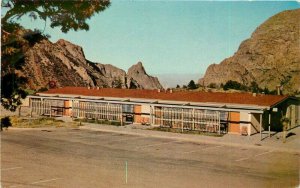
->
[29,87,299,137]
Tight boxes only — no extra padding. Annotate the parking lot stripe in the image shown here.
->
[254,150,274,157]
[183,145,222,154]
[136,140,180,149]
[31,178,62,185]
[235,157,250,162]
[110,136,145,143]
[1,167,23,171]
[9,178,62,188]
[235,150,274,162]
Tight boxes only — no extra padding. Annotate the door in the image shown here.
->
[228,112,240,134]
[134,105,142,123]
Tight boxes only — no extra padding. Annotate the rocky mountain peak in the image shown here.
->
[127,62,163,90]
[55,39,86,63]
[19,38,163,90]
[199,9,300,94]
[128,61,147,75]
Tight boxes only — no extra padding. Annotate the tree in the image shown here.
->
[187,80,197,90]
[176,85,180,89]
[1,0,110,111]
[223,80,247,91]
[250,81,260,93]
[2,0,110,33]
[208,83,217,89]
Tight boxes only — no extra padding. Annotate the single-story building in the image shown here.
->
[28,87,299,137]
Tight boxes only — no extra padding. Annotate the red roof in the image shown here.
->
[39,87,288,107]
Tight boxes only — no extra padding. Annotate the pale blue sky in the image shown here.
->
[2,1,300,86]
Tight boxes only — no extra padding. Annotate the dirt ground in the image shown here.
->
[1,128,299,188]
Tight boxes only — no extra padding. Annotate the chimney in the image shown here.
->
[276,85,281,95]
[87,86,90,90]
[158,89,161,93]
[96,86,99,90]
[170,89,173,93]
[252,93,257,97]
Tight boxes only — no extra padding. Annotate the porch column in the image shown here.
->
[30,98,33,117]
[120,105,123,126]
[260,113,263,141]
[268,112,271,138]
[192,108,195,130]
[181,108,184,133]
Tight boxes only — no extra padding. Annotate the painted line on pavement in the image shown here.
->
[136,140,180,150]
[9,178,62,188]
[254,150,274,157]
[110,136,144,143]
[31,178,62,185]
[183,145,222,154]
[235,150,275,162]
[1,167,23,171]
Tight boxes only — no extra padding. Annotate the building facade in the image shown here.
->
[28,87,299,137]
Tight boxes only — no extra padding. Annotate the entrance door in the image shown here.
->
[228,112,240,134]
[64,100,71,116]
[134,105,142,123]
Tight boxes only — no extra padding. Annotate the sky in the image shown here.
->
[2,1,300,87]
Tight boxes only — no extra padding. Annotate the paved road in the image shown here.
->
[1,128,299,188]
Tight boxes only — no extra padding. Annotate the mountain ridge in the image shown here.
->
[199,9,300,94]
[17,38,163,90]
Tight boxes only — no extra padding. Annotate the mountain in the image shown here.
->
[127,62,163,90]
[199,9,300,94]
[16,39,162,90]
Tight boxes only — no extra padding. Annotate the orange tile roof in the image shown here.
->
[39,87,288,107]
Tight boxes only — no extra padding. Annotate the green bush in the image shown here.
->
[1,117,12,128]
[223,80,247,91]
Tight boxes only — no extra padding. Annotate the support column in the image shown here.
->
[181,108,184,133]
[120,105,123,126]
[260,113,263,141]
[248,113,251,137]
[192,108,195,131]
[30,98,33,117]
[268,112,271,138]
[218,111,221,135]
[50,104,52,118]
[150,106,153,126]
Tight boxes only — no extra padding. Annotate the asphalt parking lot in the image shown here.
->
[1,128,299,188]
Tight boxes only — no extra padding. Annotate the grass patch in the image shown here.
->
[74,118,121,126]
[149,126,224,137]
[2,116,79,128]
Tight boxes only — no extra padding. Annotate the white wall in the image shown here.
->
[240,112,251,135]
[141,105,150,117]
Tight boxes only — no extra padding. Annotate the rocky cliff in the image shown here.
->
[17,39,162,90]
[127,62,163,90]
[199,9,300,93]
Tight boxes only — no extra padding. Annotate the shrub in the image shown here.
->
[223,80,247,91]
[208,83,217,89]
[1,117,12,128]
